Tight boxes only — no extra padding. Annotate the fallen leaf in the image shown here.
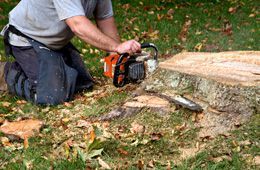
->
[212,155,232,163]
[0,119,43,140]
[122,3,131,11]
[118,125,127,133]
[130,122,145,134]
[222,20,232,36]
[253,156,260,166]
[64,102,72,107]
[150,133,163,141]
[167,8,174,15]
[16,100,27,104]
[228,7,237,14]
[157,14,164,21]
[194,43,203,51]
[90,130,96,143]
[147,160,154,168]
[180,147,199,159]
[238,140,251,146]
[76,120,91,128]
[61,118,70,123]
[175,123,186,131]
[137,160,144,170]
[196,112,204,122]
[98,157,111,169]
[117,148,129,155]
[148,11,154,15]
[249,13,256,18]
[179,19,192,42]
[1,102,11,107]
[1,137,12,147]
[24,137,29,149]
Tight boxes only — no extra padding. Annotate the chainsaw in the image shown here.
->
[103,43,158,87]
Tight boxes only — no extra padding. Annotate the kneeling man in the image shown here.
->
[0,0,141,105]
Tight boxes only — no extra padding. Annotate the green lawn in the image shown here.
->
[0,0,259,169]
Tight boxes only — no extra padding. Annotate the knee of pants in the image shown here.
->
[5,63,35,102]
[35,66,78,106]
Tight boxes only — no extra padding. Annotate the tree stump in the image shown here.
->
[143,51,259,137]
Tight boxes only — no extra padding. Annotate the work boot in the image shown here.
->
[0,61,7,92]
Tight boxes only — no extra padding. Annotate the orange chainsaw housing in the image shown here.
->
[103,54,127,80]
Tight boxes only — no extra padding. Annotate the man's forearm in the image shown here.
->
[96,17,121,43]
[66,16,119,52]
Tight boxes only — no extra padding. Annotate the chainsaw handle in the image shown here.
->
[141,43,158,60]
[113,53,129,87]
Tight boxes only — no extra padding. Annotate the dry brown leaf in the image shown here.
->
[157,14,164,21]
[90,130,96,143]
[1,137,12,147]
[147,160,154,168]
[137,160,144,170]
[175,123,186,131]
[222,20,232,36]
[64,102,73,107]
[16,100,27,104]
[196,113,204,122]
[117,148,129,156]
[98,157,111,169]
[0,119,43,139]
[228,7,237,14]
[24,137,29,149]
[179,19,192,42]
[122,3,130,11]
[130,122,145,134]
[167,8,174,15]
[212,155,232,163]
[150,133,163,141]
[118,125,127,133]
[253,156,260,166]
[238,140,251,146]
[76,120,91,128]
[1,102,11,107]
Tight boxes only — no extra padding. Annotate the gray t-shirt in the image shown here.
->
[7,0,113,49]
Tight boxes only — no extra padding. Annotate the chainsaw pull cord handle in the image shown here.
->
[113,43,159,87]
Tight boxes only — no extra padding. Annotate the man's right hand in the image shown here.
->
[115,40,141,54]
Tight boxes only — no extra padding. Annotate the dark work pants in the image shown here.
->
[5,42,94,105]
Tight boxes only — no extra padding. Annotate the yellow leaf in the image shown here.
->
[90,130,96,143]
[24,137,29,149]
[194,43,203,51]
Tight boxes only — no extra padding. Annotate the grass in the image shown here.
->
[0,0,259,169]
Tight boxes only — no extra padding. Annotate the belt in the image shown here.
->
[3,25,31,57]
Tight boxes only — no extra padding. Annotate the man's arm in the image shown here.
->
[96,17,121,43]
[65,16,140,54]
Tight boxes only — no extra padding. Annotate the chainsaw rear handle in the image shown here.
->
[113,53,129,87]
[113,43,158,87]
